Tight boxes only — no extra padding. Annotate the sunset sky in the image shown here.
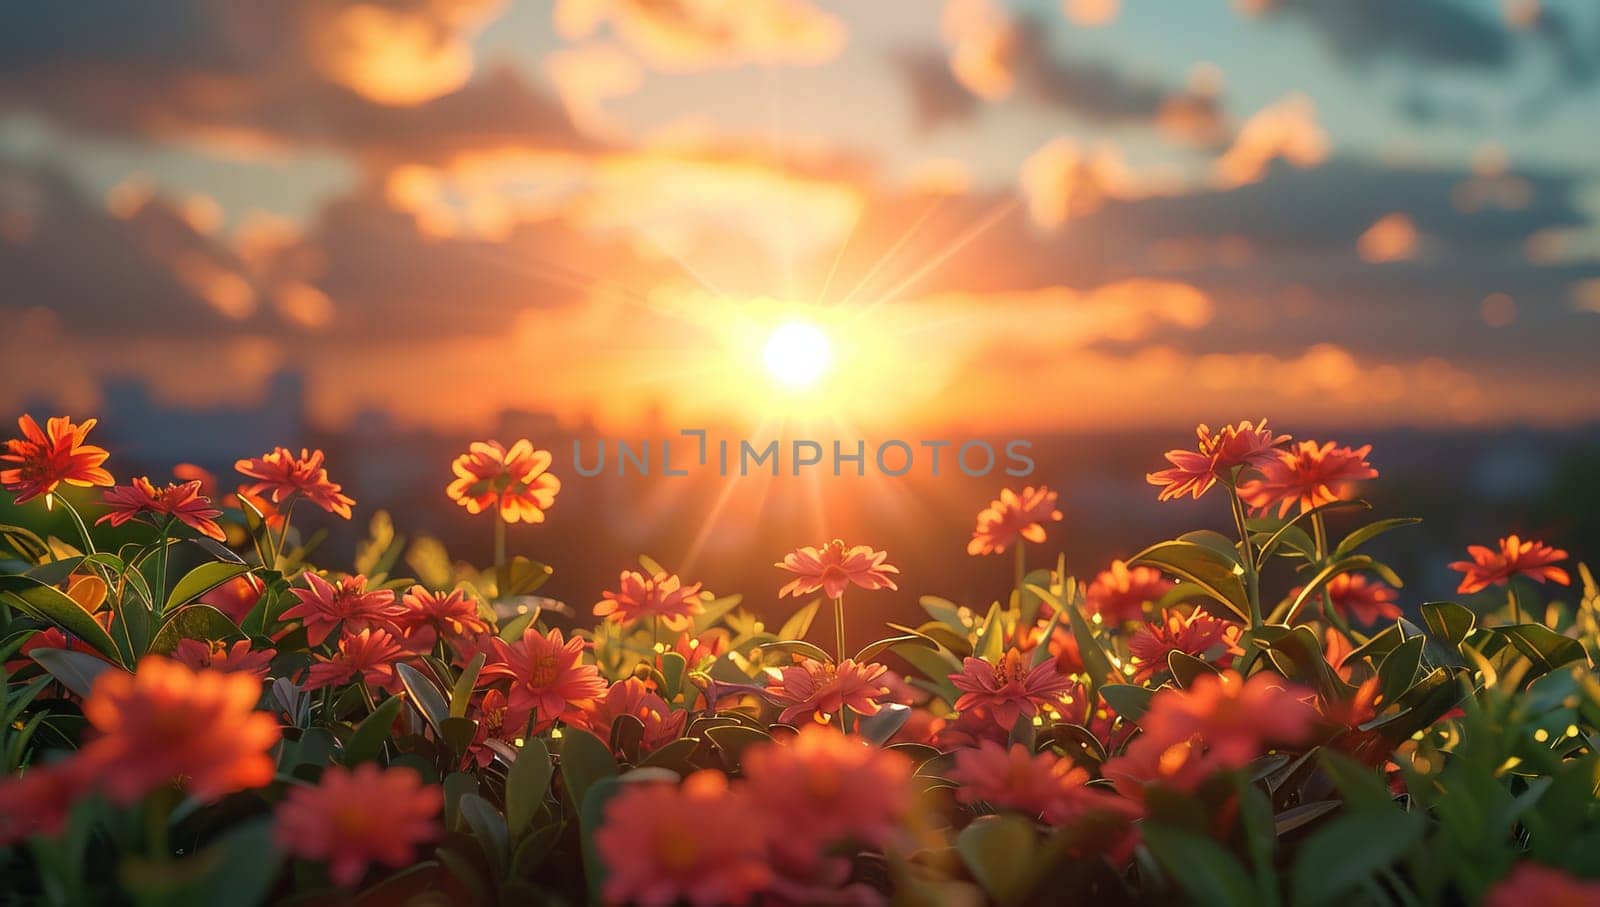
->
[3,0,1600,438]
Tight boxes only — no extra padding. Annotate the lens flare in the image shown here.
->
[763,321,831,390]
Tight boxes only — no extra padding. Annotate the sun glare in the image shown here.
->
[763,321,832,390]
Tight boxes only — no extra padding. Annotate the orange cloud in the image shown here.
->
[1019,139,1136,228]
[1063,0,1120,27]
[544,42,645,139]
[1215,94,1328,187]
[1356,213,1419,263]
[554,0,846,71]
[303,0,504,106]
[942,0,1019,100]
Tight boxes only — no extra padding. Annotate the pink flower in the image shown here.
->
[776,540,899,600]
[742,725,913,867]
[235,447,355,518]
[765,658,892,726]
[273,763,441,886]
[1450,535,1570,595]
[1238,441,1378,517]
[465,689,531,768]
[486,627,608,724]
[594,570,704,631]
[967,486,1063,556]
[172,639,275,681]
[98,477,227,541]
[1128,609,1241,681]
[303,628,407,693]
[392,585,490,652]
[950,741,1138,825]
[1147,419,1289,502]
[1085,560,1175,624]
[280,573,403,646]
[595,770,773,906]
[575,677,687,756]
[950,649,1078,729]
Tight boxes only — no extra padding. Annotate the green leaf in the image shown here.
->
[506,737,553,835]
[560,728,618,810]
[457,793,509,881]
[855,634,933,664]
[1270,555,1378,625]
[957,815,1037,907]
[498,556,553,598]
[1334,517,1423,559]
[1129,540,1249,622]
[1494,624,1589,679]
[0,576,121,663]
[147,604,246,655]
[396,662,450,735]
[757,639,833,664]
[1289,810,1424,907]
[30,648,116,698]
[1100,683,1155,721]
[1066,600,1116,691]
[119,817,281,907]
[919,595,969,630]
[164,562,250,612]
[778,598,821,641]
[343,694,404,764]
[1377,636,1424,705]
[1169,650,1220,688]
[442,772,478,830]
[1141,823,1257,907]
[579,776,625,903]
[705,724,770,771]
[639,737,701,775]
[857,703,912,745]
[449,653,485,719]
[1420,601,1476,648]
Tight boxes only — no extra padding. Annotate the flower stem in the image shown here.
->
[1311,512,1329,561]
[833,596,846,664]
[1507,584,1522,626]
[154,517,175,612]
[272,497,299,569]
[56,496,98,557]
[493,517,507,597]
[1013,541,1027,612]
[1225,478,1263,629]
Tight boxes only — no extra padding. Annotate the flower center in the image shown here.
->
[529,654,560,688]
[656,830,699,872]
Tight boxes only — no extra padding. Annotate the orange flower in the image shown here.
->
[0,760,92,844]
[393,585,491,651]
[1485,863,1600,907]
[273,763,441,887]
[576,677,688,756]
[1450,535,1570,595]
[280,572,404,646]
[200,574,265,625]
[304,628,407,693]
[446,439,561,524]
[486,627,608,723]
[776,539,899,600]
[1147,419,1288,502]
[1293,573,1401,626]
[465,688,531,768]
[98,477,227,541]
[1085,560,1175,623]
[235,447,355,518]
[1238,440,1377,517]
[950,649,1077,729]
[594,569,704,631]
[1,414,114,506]
[1128,609,1241,681]
[172,639,275,681]
[79,656,279,805]
[595,770,773,906]
[670,629,730,668]
[950,740,1138,825]
[765,657,892,726]
[967,485,1063,556]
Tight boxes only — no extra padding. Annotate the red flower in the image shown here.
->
[1,414,114,506]
[393,585,490,652]
[465,689,531,767]
[1085,560,1175,624]
[446,439,561,524]
[1147,419,1289,502]
[273,763,441,887]
[950,649,1078,729]
[967,486,1063,556]
[1450,535,1570,595]
[776,539,899,599]
[235,447,355,518]
[576,677,688,756]
[79,656,279,805]
[98,477,227,541]
[1293,573,1401,626]
[173,639,275,681]
[486,627,608,724]
[595,770,773,906]
[1238,441,1378,517]
[594,569,704,631]
[200,574,265,625]
[304,628,407,693]
[1485,863,1600,907]
[765,658,892,726]
[670,629,730,668]
[950,740,1139,825]
[0,760,91,844]
[280,572,403,646]
[1128,609,1241,681]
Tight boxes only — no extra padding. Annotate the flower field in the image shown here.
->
[3,414,1600,905]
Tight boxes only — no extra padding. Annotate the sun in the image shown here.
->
[762,321,832,390]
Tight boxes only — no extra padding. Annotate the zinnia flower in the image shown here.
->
[235,447,355,518]
[1085,560,1175,624]
[173,639,275,681]
[743,725,913,865]
[950,740,1138,825]
[200,574,265,625]
[776,539,899,599]
[446,439,561,524]
[274,763,441,886]
[1484,863,1600,907]
[765,658,892,726]
[486,627,607,724]
[950,649,1078,729]
[1146,419,1289,502]
[576,677,688,756]
[1,414,114,506]
[595,770,773,906]
[1238,441,1378,517]
[303,628,407,693]
[465,688,532,767]
[98,477,227,541]
[1450,535,1570,595]
[594,569,704,631]
[0,760,91,844]
[280,572,404,646]
[967,486,1063,556]
[78,656,279,805]
[1292,573,1401,626]
[393,585,491,652]
[1128,609,1241,681]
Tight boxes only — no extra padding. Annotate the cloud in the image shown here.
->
[543,42,645,139]
[552,0,847,72]
[1018,138,1137,227]
[1214,94,1329,188]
